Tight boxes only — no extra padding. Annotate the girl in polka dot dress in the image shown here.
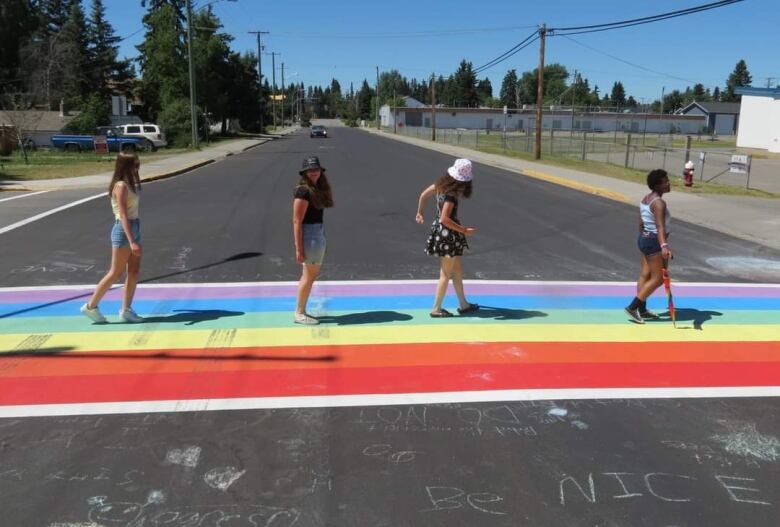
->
[416,158,479,318]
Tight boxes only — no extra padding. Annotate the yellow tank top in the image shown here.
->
[111,182,140,220]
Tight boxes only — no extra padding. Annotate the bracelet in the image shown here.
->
[661,243,669,248]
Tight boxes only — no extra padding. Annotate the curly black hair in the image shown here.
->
[646,169,668,191]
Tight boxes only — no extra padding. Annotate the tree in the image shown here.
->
[0,0,39,94]
[712,86,721,101]
[450,60,479,107]
[59,0,92,107]
[87,0,134,100]
[357,79,373,119]
[499,69,519,109]
[136,0,187,121]
[610,81,626,107]
[517,63,569,105]
[662,90,684,113]
[723,59,751,102]
[692,83,707,101]
[476,77,492,106]
[63,93,110,133]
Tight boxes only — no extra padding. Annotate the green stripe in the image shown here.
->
[1,309,778,334]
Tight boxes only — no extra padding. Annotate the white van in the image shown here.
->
[116,123,168,150]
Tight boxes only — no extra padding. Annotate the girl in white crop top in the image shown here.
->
[625,169,672,324]
[81,151,144,324]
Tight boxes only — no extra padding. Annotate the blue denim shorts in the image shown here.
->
[111,219,141,248]
[637,231,661,256]
[302,223,326,264]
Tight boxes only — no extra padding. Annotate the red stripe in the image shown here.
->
[1,362,779,406]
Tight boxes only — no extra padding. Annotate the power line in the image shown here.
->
[560,34,704,86]
[268,25,539,40]
[549,0,743,36]
[474,30,539,74]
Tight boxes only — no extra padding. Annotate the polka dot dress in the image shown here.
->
[425,193,469,257]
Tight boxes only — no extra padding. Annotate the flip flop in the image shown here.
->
[457,303,480,315]
[430,309,453,318]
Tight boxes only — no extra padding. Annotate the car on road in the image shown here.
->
[50,133,146,153]
[112,123,168,150]
[310,125,328,138]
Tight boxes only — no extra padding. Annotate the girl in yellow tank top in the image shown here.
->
[81,151,145,324]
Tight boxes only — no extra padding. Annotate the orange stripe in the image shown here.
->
[1,341,779,378]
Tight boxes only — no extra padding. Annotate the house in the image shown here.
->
[734,86,780,153]
[678,101,740,135]
[380,105,706,134]
[0,108,77,148]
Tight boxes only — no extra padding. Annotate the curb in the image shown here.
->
[141,158,216,184]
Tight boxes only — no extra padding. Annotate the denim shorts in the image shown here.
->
[111,219,141,248]
[302,223,326,264]
[637,231,662,256]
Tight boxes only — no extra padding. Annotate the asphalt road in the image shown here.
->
[1,125,779,526]
[2,125,779,287]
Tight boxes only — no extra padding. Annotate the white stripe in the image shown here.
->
[0,192,104,235]
[0,190,50,203]
[1,387,778,418]
[2,279,780,293]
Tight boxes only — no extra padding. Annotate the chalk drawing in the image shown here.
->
[165,445,202,468]
[715,475,772,506]
[203,466,247,491]
[422,486,507,515]
[548,408,568,417]
[712,422,780,462]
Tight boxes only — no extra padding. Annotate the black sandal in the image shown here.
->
[430,309,453,318]
[457,303,480,315]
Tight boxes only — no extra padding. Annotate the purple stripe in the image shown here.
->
[1,282,779,304]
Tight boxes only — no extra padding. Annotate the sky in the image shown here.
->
[106,0,779,103]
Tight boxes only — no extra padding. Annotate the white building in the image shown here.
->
[380,105,706,135]
[735,87,780,153]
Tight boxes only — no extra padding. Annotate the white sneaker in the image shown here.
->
[294,313,319,325]
[119,307,144,323]
[80,303,107,324]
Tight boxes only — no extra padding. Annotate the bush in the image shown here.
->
[158,98,201,147]
[63,94,110,134]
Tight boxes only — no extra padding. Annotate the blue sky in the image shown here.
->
[107,0,778,102]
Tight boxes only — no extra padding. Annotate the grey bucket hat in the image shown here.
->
[299,156,326,175]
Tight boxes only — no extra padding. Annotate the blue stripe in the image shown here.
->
[2,294,780,319]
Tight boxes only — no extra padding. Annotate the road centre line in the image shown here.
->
[0,192,105,235]
[1,386,779,418]
[0,190,51,203]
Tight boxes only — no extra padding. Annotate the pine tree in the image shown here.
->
[137,0,188,121]
[499,69,518,108]
[60,0,91,107]
[451,60,478,107]
[610,81,626,107]
[723,59,751,102]
[87,0,133,100]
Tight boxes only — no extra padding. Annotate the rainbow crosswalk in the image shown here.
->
[0,280,779,416]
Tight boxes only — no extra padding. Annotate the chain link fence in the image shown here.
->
[392,126,754,190]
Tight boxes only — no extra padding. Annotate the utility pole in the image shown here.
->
[766,77,776,88]
[281,62,285,126]
[185,0,198,148]
[376,66,380,130]
[431,74,437,141]
[248,31,269,131]
[534,24,546,160]
[269,52,279,128]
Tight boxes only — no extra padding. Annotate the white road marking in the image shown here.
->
[0,387,778,419]
[0,192,105,235]
[0,190,51,203]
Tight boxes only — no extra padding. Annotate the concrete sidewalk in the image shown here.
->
[0,128,297,192]
[362,127,780,251]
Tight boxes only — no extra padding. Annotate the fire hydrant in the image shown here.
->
[683,160,694,187]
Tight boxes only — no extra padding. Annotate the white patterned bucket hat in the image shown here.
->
[447,158,473,182]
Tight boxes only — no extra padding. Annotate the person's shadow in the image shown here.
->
[647,308,723,330]
[141,309,244,326]
[316,311,413,326]
[455,306,548,321]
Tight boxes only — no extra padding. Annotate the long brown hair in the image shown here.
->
[435,173,472,198]
[297,171,334,208]
[109,151,141,197]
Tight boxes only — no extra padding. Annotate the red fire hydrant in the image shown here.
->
[683,160,694,187]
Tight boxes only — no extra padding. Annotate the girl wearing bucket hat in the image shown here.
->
[292,155,334,325]
[416,158,479,318]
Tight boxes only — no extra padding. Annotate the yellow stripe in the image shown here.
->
[2,324,777,353]
[522,168,632,204]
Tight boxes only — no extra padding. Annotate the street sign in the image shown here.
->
[503,105,508,115]
[729,154,750,174]
[94,135,108,154]
[699,151,706,162]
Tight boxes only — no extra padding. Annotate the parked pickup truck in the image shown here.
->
[50,133,147,152]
